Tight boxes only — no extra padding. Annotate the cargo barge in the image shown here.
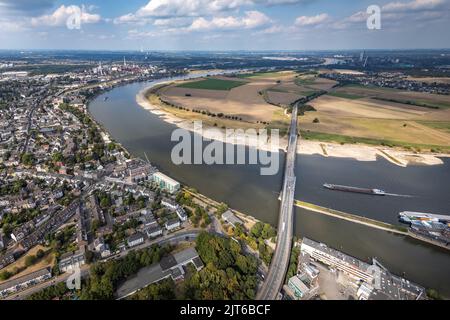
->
[323,183,386,196]
[399,211,450,225]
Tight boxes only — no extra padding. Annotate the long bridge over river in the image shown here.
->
[257,102,299,300]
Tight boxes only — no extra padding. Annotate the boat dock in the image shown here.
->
[294,200,450,251]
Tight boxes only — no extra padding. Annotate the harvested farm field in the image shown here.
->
[152,72,342,134]
[176,78,246,91]
[266,90,303,106]
[333,84,450,109]
[154,75,287,127]
[301,86,450,152]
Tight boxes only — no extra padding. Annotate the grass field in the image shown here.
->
[300,130,450,153]
[302,88,450,152]
[236,71,294,79]
[295,77,316,86]
[177,78,246,91]
[0,245,55,283]
[327,92,364,100]
[418,121,450,134]
[334,84,450,109]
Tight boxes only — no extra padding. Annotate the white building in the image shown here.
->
[221,210,243,227]
[165,218,181,231]
[145,225,163,239]
[59,251,86,273]
[127,232,145,247]
[93,237,111,258]
[357,283,374,300]
[152,172,180,194]
[176,207,188,222]
[161,199,178,210]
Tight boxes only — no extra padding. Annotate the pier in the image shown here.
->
[295,200,450,251]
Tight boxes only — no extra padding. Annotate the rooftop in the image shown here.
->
[0,267,51,292]
[222,210,243,226]
[153,172,179,185]
[127,232,144,243]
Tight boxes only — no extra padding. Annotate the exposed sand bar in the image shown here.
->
[298,140,446,167]
[137,86,288,153]
[137,82,447,167]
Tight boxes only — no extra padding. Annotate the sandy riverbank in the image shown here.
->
[136,86,288,153]
[136,85,447,167]
[298,140,447,167]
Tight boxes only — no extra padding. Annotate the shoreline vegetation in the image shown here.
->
[136,79,447,167]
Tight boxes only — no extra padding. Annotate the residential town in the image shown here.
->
[0,61,195,298]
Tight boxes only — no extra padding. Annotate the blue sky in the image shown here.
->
[0,0,449,50]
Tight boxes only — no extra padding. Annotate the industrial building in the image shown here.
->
[116,247,204,299]
[300,238,427,300]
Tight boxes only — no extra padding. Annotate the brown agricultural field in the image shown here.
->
[263,73,337,105]
[333,85,450,109]
[407,77,450,85]
[266,90,303,106]
[302,87,450,151]
[159,76,279,123]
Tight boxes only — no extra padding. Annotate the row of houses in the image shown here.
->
[126,219,182,249]
[0,267,52,298]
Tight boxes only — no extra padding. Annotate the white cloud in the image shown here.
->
[334,0,449,30]
[113,13,151,25]
[136,0,252,18]
[254,24,286,34]
[127,29,162,38]
[31,5,101,27]
[153,17,192,27]
[295,13,329,26]
[188,11,271,31]
[115,0,311,25]
[383,0,446,12]
[0,20,27,32]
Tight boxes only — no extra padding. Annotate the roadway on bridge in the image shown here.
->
[257,103,299,300]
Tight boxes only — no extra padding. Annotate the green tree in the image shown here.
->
[25,255,37,267]
[261,223,276,240]
[0,270,12,281]
[250,222,263,238]
[21,153,35,166]
[36,249,45,259]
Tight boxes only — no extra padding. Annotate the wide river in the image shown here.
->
[89,78,450,297]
